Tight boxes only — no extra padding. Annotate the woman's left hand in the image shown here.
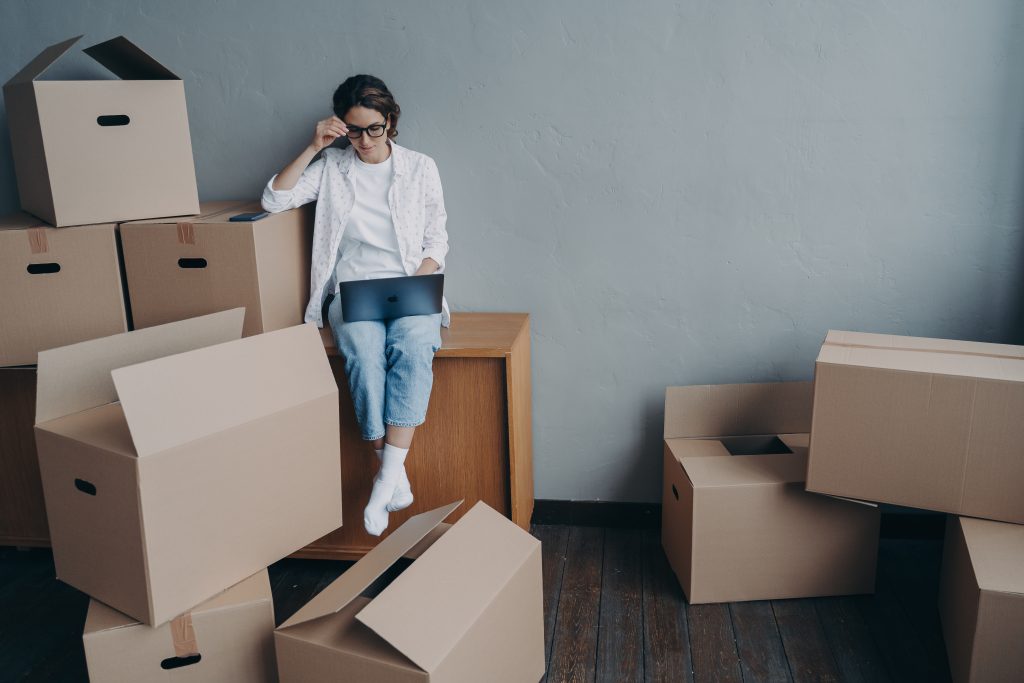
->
[414,258,440,275]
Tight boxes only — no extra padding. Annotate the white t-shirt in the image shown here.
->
[333,153,406,284]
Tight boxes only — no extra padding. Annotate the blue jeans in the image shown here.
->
[327,295,442,440]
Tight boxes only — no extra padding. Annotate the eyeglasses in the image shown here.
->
[344,122,387,139]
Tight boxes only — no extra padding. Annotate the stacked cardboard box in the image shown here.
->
[660,382,879,604]
[3,34,546,683]
[805,330,1024,682]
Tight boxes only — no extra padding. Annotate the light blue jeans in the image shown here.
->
[327,295,442,440]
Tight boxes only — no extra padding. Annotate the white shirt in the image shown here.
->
[334,154,405,283]
[261,141,450,327]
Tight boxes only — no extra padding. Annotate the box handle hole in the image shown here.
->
[74,479,97,496]
[27,263,60,275]
[178,258,208,269]
[671,484,679,501]
[97,115,130,127]
[161,654,201,670]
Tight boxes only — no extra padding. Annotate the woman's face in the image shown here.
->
[342,105,390,162]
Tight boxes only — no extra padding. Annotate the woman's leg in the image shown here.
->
[328,296,387,442]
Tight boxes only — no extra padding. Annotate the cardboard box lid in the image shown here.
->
[111,320,335,457]
[678,449,809,488]
[280,501,463,630]
[664,382,813,439]
[122,200,259,226]
[959,517,1024,596]
[84,570,272,635]
[35,309,245,425]
[355,501,541,673]
[818,330,1024,382]
[5,35,178,87]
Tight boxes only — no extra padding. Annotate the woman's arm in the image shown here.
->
[261,116,349,212]
[419,157,449,271]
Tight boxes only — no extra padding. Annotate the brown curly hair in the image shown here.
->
[332,75,400,148]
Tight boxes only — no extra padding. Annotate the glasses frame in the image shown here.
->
[344,121,388,140]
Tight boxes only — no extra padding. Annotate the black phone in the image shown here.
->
[229,211,269,222]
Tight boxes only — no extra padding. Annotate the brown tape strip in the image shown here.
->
[170,612,199,657]
[197,201,257,221]
[176,221,196,245]
[823,340,1024,363]
[27,227,49,254]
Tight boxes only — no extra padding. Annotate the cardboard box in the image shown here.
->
[33,308,342,626]
[3,35,199,227]
[275,501,545,683]
[661,382,880,604]
[938,516,1024,683]
[0,213,127,366]
[807,330,1024,523]
[84,570,276,683]
[120,202,313,338]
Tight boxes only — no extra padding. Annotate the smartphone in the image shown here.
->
[229,211,269,222]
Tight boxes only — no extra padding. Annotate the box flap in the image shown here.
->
[112,321,334,457]
[356,501,541,673]
[83,599,140,635]
[819,330,1024,382]
[959,517,1024,596]
[681,451,808,488]
[36,309,244,425]
[664,382,813,438]
[4,35,81,86]
[82,36,179,80]
[279,501,462,630]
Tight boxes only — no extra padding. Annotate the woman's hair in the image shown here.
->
[332,75,401,147]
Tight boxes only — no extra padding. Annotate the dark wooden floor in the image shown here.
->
[0,528,950,682]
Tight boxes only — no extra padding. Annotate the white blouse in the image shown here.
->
[261,141,450,327]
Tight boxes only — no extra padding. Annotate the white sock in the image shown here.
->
[364,444,409,535]
[375,447,414,513]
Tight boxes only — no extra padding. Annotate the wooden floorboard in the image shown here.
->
[687,603,743,683]
[641,529,693,683]
[814,596,891,683]
[730,601,792,683]
[597,528,644,682]
[532,523,570,679]
[547,526,604,683]
[772,599,842,683]
[0,532,952,683]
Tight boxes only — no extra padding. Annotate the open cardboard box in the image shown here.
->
[808,330,1024,523]
[275,500,545,682]
[0,213,128,366]
[938,516,1024,683]
[120,202,313,338]
[33,308,342,626]
[84,570,276,683]
[661,382,880,604]
[3,36,199,226]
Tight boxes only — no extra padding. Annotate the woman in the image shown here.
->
[261,75,449,536]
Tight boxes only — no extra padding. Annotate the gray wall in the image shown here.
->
[2,1,1023,503]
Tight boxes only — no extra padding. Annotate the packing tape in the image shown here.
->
[197,201,256,221]
[27,227,49,254]
[176,221,196,245]
[169,612,199,657]
[824,340,1024,363]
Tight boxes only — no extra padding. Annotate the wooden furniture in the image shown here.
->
[296,312,534,560]
[0,368,49,547]
[0,313,534,559]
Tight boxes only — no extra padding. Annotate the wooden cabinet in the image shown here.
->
[0,313,534,560]
[297,312,534,559]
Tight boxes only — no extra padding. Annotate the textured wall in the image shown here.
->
[2,1,1022,502]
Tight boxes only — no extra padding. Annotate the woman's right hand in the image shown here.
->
[311,116,349,152]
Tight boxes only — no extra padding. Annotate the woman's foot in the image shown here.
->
[365,444,410,535]
[387,469,414,512]
[376,448,414,512]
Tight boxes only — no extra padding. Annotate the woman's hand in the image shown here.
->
[311,116,349,153]
[415,258,440,275]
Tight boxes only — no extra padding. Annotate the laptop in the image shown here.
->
[337,273,444,323]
